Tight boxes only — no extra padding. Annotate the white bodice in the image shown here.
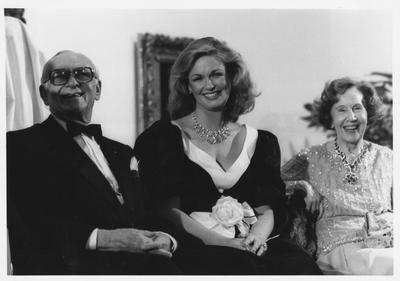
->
[172,122,258,193]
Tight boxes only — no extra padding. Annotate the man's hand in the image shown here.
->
[147,232,173,258]
[150,232,172,251]
[97,228,171,257]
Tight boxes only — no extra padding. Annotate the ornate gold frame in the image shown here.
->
[135,33,193,135]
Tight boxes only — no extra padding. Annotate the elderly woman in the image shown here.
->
[282,77,393,275]
[134,37,321,274]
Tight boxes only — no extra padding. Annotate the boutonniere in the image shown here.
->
[190,196,257,238]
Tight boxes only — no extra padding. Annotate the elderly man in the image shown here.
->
[7,51,180,274]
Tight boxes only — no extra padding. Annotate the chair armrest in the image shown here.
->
[285,180,315,211]
[283,180,318,259]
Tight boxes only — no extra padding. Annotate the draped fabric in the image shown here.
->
[6,16,48,274]
[6,16,48,131]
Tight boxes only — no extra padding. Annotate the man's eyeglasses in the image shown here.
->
[43,67,95,86]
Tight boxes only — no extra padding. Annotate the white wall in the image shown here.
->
[24,9,392,161]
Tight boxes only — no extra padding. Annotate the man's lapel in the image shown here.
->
[41,116,123,210]
[96,138,136,214]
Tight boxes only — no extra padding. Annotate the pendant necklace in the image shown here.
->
[192,112,231,144]
[334,138,369,185]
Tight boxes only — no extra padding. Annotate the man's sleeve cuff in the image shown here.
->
[85,228,99,250]
[157,231,178,252]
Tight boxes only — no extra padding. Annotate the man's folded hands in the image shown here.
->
[97,228,173,257]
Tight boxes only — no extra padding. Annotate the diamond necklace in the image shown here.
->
[334,138,369,185]
[192,112,231,144]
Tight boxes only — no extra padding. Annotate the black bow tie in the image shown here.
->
[67,122,102,139]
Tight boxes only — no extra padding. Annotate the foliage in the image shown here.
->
[302,72,392,148]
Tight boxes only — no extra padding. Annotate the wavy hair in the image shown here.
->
[315,77,383,130]
[168,37,259,122]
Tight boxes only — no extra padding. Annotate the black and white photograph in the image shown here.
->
[2,0,398,277]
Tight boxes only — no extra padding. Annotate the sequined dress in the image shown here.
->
[282,140,393,259]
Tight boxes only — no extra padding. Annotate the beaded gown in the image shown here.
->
[282,140,393,274]
[134,120,321,274]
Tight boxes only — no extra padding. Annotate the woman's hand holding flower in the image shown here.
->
[190,196,264,250]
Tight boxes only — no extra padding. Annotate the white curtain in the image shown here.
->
[6,16,48,132]
[6,16,49,275]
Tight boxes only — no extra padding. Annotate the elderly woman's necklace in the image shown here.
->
[192,112,231,144]
[334,138,369,185]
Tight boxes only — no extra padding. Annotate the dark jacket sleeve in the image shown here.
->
[134,120,187,205]
[133,121,204,246]
[7,130,66,273]
[254,131,287,234]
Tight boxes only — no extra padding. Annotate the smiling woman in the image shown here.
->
[134,37,322,274]
[330,88,367,147]
[282,77,393,275]
[188,56,229,113]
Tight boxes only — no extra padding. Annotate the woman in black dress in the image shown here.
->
[134,37,321,274]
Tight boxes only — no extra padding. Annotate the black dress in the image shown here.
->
[134,120,321,274]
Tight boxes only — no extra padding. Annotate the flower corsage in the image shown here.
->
[190,196,258,238]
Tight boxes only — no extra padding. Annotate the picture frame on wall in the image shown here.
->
[134,33,193,135]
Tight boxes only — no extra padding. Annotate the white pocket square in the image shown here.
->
[130,156,139,171]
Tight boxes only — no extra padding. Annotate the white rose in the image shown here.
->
[211,196,244,227]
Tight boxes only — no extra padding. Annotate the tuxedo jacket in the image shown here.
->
[7,116,149,274]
